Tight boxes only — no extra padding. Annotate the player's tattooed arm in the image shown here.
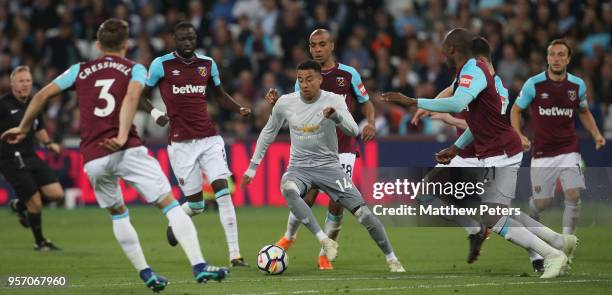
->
[1,83,62,144]
[577,107,606,150]
[212,84,251,116]
[139,87,169,127]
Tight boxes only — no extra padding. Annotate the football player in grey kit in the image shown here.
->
[241,60,405,272]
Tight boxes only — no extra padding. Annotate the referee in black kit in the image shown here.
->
[0,66,64,251]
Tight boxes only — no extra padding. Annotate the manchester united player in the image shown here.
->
[382,28,576,279]
[265,29,376,270]
[1,19,228,291]
[511,39,605,269]
[140,22,250,267]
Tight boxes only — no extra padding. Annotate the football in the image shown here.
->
[257,245,288,275]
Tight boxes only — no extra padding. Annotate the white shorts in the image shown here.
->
[530,152,585,199]
[168,135,231,196]
[435,155,482,168]
[339,153,357,179]
[83,146,172,209]
[479,153,523,206]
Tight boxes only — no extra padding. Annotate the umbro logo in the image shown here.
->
[541,93,549,99]
[10,109,19,114]
[172,70,180,76]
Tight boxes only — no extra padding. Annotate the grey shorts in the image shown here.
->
[281,165,365,211]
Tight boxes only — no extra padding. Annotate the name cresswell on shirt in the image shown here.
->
[538,106,573,117]
[172,84,207,95]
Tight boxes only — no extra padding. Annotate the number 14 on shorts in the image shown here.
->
[335,177,353,192]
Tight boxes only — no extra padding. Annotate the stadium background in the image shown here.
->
[0,0,611,206]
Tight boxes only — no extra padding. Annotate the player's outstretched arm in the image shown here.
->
[1,83,61,144]
[212,84,251,116]
[429,112,468,129]
[578,107,606,150]
[241,103,286,188]
[416,90,474,113]
[412,86,452,125]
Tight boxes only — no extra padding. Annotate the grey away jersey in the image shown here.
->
[250,90,359,169]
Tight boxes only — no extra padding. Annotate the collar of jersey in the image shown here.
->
[173,51,198,64]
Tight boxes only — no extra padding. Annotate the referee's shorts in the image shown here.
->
[0,155,58,201]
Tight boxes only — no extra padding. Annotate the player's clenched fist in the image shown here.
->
[240,174,253,189]
[519,134,531,151]
[435,145,459,165]
[595,134,606,150]
[323,107,336,118]
[265,88,279,104]
[239,107,251,117]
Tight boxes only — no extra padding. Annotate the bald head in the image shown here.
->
[310,29,333,43]
[443,28,473,55]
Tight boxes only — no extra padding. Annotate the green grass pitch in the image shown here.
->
[1,205,611,294]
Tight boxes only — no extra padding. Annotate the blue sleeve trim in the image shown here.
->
[455,59,487,98]
[131,64,147,85]
[338,64,369,103]
[417,90,474,113]
[53,63,80,90]
[211,59,221,86]
[146,53,173,87]
[454,128,473,149]
[515,77,536,109]
[294,80,300,92]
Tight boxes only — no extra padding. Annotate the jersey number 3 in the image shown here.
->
[94,79,116,117]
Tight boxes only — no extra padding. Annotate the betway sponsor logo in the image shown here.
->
[538,106,573,117]
[172,84,206,95]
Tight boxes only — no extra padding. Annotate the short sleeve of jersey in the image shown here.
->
[146,57,164,87]
[349,70,369,103]
[53,63,80,91]
[515,78,536,109]
[211,60,221,86]
[577,77,588,109]
[454,60,487,99]
[131,64,147,85]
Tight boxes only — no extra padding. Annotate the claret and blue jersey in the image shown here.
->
[515,71,587,158]
[146,52,221,143]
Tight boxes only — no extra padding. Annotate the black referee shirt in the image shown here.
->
[0,93,45,160]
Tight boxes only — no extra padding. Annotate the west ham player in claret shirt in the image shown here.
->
[264,29,376,270]
[140,22,251,267]
[1,19,229,292]
[381,28,577,279]
[511,39,605,270]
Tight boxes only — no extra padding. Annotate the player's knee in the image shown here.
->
[281,181,300,198]
[534,198,552,210]
[108,204,127,216]
[26,193,43,213]
[564,189,581,203]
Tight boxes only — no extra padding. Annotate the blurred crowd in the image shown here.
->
[0,0,610,144]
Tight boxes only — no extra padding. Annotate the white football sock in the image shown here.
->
[217,194,241,260]
[516,212,564,249]
[318,212,343,256]
[164,201,205,266]
[493,216,562,258]
[284,211,301,240]
[112,211,149,271]
[563,200,581,235]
